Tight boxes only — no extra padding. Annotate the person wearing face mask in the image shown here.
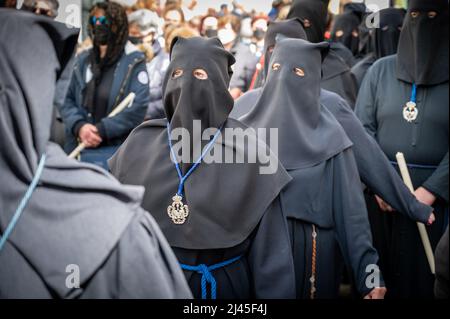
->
[240,37,386,299]
[229,16,268,100]
[109,37,296,299]
[0,9,191,299]
[285,0,358,108]
[128,9,171,121]
[230,18,434,235]
[59,1,150,170]
[356,0,449,299]
[351,8,406,89]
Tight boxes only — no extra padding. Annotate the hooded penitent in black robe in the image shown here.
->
[109,37,296,299]
[229,21,433,229]
[351,8,406,88]
[0,10,192,299]
[341,2,373,59]
[287,0,358,107]
[231,87,432,225]
[240,38,383,299]
[356,0,449,298]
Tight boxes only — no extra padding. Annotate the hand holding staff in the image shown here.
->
[68,93,136,159]
[396,152,436,274]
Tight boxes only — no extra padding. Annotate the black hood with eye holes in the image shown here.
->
[396,0,449,85]
[163,36,235,174]
[331,12,361,56]
[263,18,307,79]
[372,8,405,59]
[241,38,352,170]
[287,0,329,43]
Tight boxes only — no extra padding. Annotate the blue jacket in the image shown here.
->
[60,43,150,152]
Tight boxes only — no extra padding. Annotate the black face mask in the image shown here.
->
[287,0,329,43]
[263,18,307,79]
[129,36,143,45]
[93,24,111,46]
[396,0,449,86]
[372,8,405,59]
[205,29,218,38]
[253,28,265,41]
[163,37,235,173]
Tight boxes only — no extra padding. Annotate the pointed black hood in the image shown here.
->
[396,0,449,85]
[263,18,307,79]
[163,36,235,174]
[331,12,361,56]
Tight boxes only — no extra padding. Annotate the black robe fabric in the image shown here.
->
[0,10,192,299]
[434,227,449,299]
[283,149,380,298]
[329,42,357,68]
[109,37,296,299]
[351,54,376,90]
[240,38,382,298]
[321,50,358,108]
[356,55,448,298]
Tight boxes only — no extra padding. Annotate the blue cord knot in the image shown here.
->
[181,255,242,299]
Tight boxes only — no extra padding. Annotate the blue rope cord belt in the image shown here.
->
[390,161,439,170]
[0,154,47,252]
[180,255,242,299]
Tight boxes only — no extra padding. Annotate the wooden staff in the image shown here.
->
[396,152,436,274]
[68,93,136,159]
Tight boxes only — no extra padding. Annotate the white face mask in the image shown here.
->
[218,28,236,47]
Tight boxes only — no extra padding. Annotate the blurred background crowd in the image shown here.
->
[1,0,411,152]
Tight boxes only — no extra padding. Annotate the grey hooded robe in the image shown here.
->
[0,9,192,299]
